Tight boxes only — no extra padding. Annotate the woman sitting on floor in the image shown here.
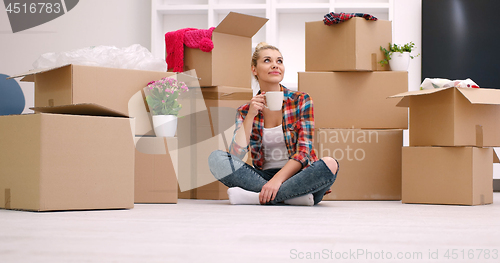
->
[208,42,339,206]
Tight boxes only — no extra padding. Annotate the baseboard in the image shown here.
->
[494,179,500,192]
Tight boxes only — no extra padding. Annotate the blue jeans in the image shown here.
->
[208,150,339,205]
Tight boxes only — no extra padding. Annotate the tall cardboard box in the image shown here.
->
[177,86,253,199]
[390,87,500,147]
[402,146,496,205]
[0,111,135,211]
[298,71,408,129]
[134,137,178,204]
[9,64,176,135]
[181,12,268,88]
[315,129,403,200]
[305,18,392,71]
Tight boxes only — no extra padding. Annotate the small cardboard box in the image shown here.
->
[9,64,176,136]
[298,71,408,129]
[305,18,392,72]
[315,128,403,200]
[134,136,178,204]
[402,146,498,205]
[181,12,268,88]
[177,86,253,199]
[0,106,135,211]
[390,87,500,147]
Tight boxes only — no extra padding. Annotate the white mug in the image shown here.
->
[265,91,284,111]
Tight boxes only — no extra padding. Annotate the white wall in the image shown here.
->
[393,0,421,149]
[394,0,421,92]
[0,0,152,113]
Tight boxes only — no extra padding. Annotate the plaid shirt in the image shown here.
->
[229,85,319,170]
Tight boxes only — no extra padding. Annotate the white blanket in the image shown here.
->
[420,78,480,90]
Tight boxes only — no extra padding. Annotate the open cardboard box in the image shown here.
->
[315,128,403,200]
[305,17,392,72]
[181,12,268,88]
[402,146,499,206]
[390,87,500,147]
[9,64,177,136]
[0,104,135,211]
[298,71,408,129]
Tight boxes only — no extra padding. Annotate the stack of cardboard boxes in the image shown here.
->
[0,12,269,210]
[0,65,177,211]
[174,12,267,200]
[298,18,409,200]
[390,87,500,205]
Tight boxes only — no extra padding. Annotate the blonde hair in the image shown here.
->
[251,42,281,80]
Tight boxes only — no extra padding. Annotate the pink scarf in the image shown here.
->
[165,27,215,72]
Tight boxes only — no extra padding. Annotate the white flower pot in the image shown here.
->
[389,52,411,71]
[152,115,177,137]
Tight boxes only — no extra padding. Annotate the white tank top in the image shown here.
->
[262,124,289,170]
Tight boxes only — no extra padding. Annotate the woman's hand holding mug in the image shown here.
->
[248,92,267,118]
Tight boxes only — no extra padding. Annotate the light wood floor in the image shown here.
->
[1,193,499,263]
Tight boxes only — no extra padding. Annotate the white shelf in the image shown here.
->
[155,5,209,14]
[275,3,329,13]
[213,4,267,11]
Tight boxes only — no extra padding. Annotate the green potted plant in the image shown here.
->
[144,77,188,137]
[379,42,419,71]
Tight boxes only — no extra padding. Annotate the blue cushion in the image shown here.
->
[0,74,25,115]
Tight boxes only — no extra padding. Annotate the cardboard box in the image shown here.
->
[177,86,253,199]
[0,108,135,211]
[134,136,178,204]
[298,71,408,129]
[9,64,176,135]
[179,182,230,200]
[181,12,268,88]
[390,87,500,147]
[315,128,403,200]
[305,18,392,72]
[402,146,497,205]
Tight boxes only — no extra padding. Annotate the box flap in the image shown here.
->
[457,88,500,105]
[31,103,129,117]
[394,97,410,107]
[7,64,72,82]
[389,87,451,99]
[389,87,500,107]
[214,12,268,38]
[390,87,458,107]
[494,148,500,163]
[389,87,447,108]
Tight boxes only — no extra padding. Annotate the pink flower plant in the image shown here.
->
[145,77,189,116]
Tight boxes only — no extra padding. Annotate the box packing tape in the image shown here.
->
[5,189,11,209]
[476,125,483,148]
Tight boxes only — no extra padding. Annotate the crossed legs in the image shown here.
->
[208,150,339,205]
